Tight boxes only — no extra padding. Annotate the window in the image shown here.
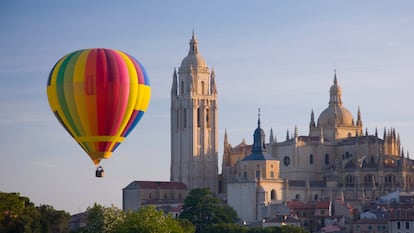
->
[243,171,247,179]
[385,174,396,183]
[164,193,167,199]
[310,154,314,164]
[314,194,318,200]
[295,194,300,200]
[180,81,184,95]
[197,108,200,127]
[325,154,330,165]
[398,221,401,229]
[256,170,260,179]
[206,109,210,128]
[176,110,179,130]
[346,175,354,184]
[364,175,372,183]
[270,190,276,200]
[201,81,205,94]
[149,193,152,199]
[183,108,187,128]
[270,171,274,178]
[406,221,409,229]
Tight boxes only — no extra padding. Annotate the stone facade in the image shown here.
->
[122,181,187,212]
[170,32,218,193]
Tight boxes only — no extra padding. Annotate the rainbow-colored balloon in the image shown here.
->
[47,48,151,166]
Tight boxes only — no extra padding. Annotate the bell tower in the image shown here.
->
[170,32,218,193]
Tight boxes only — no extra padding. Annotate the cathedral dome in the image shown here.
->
[317,74,354,127]
[181,54,207,68]
[318,105,354,126]
[180,31,207,69]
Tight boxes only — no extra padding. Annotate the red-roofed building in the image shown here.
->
[122,181,187,213]
[352,218,388,233]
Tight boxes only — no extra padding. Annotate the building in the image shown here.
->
[352,219,388,233]
[388,209,414,233]
[223,74,414,203]
[227,113,285,222]
[170,31,218,193]
[122,181,187,212]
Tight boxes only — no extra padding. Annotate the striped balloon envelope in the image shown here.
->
[47,48,151,167]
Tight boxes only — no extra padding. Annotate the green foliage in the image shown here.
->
[203,223,247,233]
[38,204,71,233]
[79,203,125,233]
[0,192,70,233]
[114,205,193,233]
[179,188,238,233]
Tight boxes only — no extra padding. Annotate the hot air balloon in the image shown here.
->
[47,48,151,177]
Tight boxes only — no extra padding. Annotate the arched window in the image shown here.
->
[256,170,260,180]
[364,175,372,183]
[346,175,355,184]
[295,194,300,200]
[270,171,274,178]
[309,154,314,164]
[385,174,396,183]
[197,108,200,127]
[176,109,179,131]
[314,194,318,200]
[183,108,187,128]
[206,108,210,128]
[325,154,330,165]
[243,171,247,179]
[270,189,276,200]
[201,81,205,94]
[180,81,184,95]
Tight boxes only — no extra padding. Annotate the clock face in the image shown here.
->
[284,156,290,166]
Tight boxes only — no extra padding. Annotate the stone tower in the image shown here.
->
[170,31,218,193]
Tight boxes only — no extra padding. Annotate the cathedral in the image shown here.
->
[222,74,414,222]
[169,32,414,222]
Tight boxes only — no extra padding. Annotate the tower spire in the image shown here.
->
[171,68,178,96]
[188,30,199,55]
[252,108,265,153]
[210,67,217,95]
[329,71,342,106]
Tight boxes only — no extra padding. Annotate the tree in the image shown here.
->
[0,192,40,233]
[115,205,194,233]
[179,188,238,233]
[0,192,70,233]
[79,203,125,233]
[38,204,70,233]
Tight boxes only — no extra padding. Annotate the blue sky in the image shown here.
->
[1,1,414,214]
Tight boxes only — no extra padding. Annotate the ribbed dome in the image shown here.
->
[318,105,354,126]
[180,31,207,68]
[181,54,207,68]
